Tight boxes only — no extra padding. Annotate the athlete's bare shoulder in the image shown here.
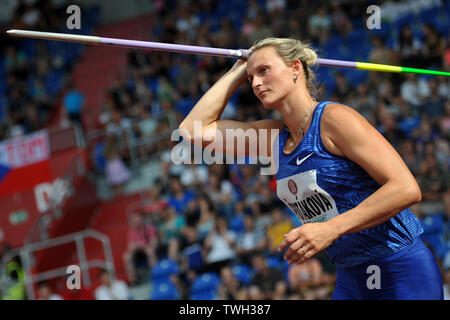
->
[319,103,358,157]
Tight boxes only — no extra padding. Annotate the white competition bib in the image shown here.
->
[277,170,339,224]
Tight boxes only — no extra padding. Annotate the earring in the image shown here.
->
[293,75,297,81]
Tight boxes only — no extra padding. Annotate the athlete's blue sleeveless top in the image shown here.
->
[274,101,423,268]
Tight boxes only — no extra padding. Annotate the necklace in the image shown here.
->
[286,100,316,148]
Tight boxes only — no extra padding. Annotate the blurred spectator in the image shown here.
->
[106,108,133,143]
[203,218,237,274]
[349,84,376,120]
[168,176,197,216]
[4,46,29,81]
[378,110,407,150]
[420,23,446,69]
[266,0,286,15]
[94,269,130,300]
[250,254,284,300]
[62,81,85,129]
[133,104,158,161]
[444,268,450,300]
[441,100,450,136]
[287,258,331,298]
[196,193,217,241]
[395,25,422,68]
[123,210,158,284]
[308,5,331,42]
[206,172,237,219]
[142,186,168,215]
[37,281,63,300]
[246,285,265,300]
[248,15,272,45]
[266,208,293,254]
[418,156,450,205]
[157,206,186,261]
[369,36,394,66]
[154,158,173,195]
[217,266,247,300]
[104,134,131,195]
[180,225,205,273]
[272,281,289,300]
[333,72,351,102]
[330,3,352,37]
[235,215,267,265]
[228,201,247,235]
[156,75,179,108]
[422,78,445,123]
[400,73,430,109]
[1,256,26,300]
[180,162,209,188]
[399,140,421,175]
[37,281,64,300]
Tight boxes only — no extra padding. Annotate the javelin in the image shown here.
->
[7,29,450,77]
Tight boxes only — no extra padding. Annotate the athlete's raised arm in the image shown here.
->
[179,58,283,158]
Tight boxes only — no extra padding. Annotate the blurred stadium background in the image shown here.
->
[0,0,449,300]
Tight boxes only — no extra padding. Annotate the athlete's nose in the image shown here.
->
[252,76,263,90]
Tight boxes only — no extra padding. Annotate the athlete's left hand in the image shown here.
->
[278,222,340,265]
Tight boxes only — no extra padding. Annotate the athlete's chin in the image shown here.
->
[259,96,278,108]
[261,99,280,110]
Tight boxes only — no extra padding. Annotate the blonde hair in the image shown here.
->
[250,38,318,95]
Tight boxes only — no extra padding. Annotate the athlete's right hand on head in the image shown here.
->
[229,57,248,74]
[228,46,254,80]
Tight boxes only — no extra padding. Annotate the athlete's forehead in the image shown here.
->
[247,46,282,75]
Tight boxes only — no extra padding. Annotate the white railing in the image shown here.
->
[0,229,115,300]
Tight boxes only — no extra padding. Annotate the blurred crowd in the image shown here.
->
[1,0,449,300]
[0,0,97,141]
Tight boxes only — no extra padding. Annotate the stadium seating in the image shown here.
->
[150,259,180,284]
[189,272,221,300]
[150,279,180,300]
[232,264,252,286]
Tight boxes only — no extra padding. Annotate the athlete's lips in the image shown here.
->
[258,90,269,97]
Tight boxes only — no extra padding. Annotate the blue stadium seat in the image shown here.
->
[189,272,221,300]
[229,215,245,234]
[344,29,368,46]
[0,97,4,122]
[323,36,344,56]
[175,97,195,118]
[182,243,204,271]
[232,264,252,285]
[20,38,37,61]
[146,77,159,95]
[393,13,415,30]
[150,258,180,284]
[150,279,180,300]
[346,70,369,88]
[421,213,446,236]
[45,70,63,96]
[433,240,450,260]
[420,6,440,24]
[266,255,283,270]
